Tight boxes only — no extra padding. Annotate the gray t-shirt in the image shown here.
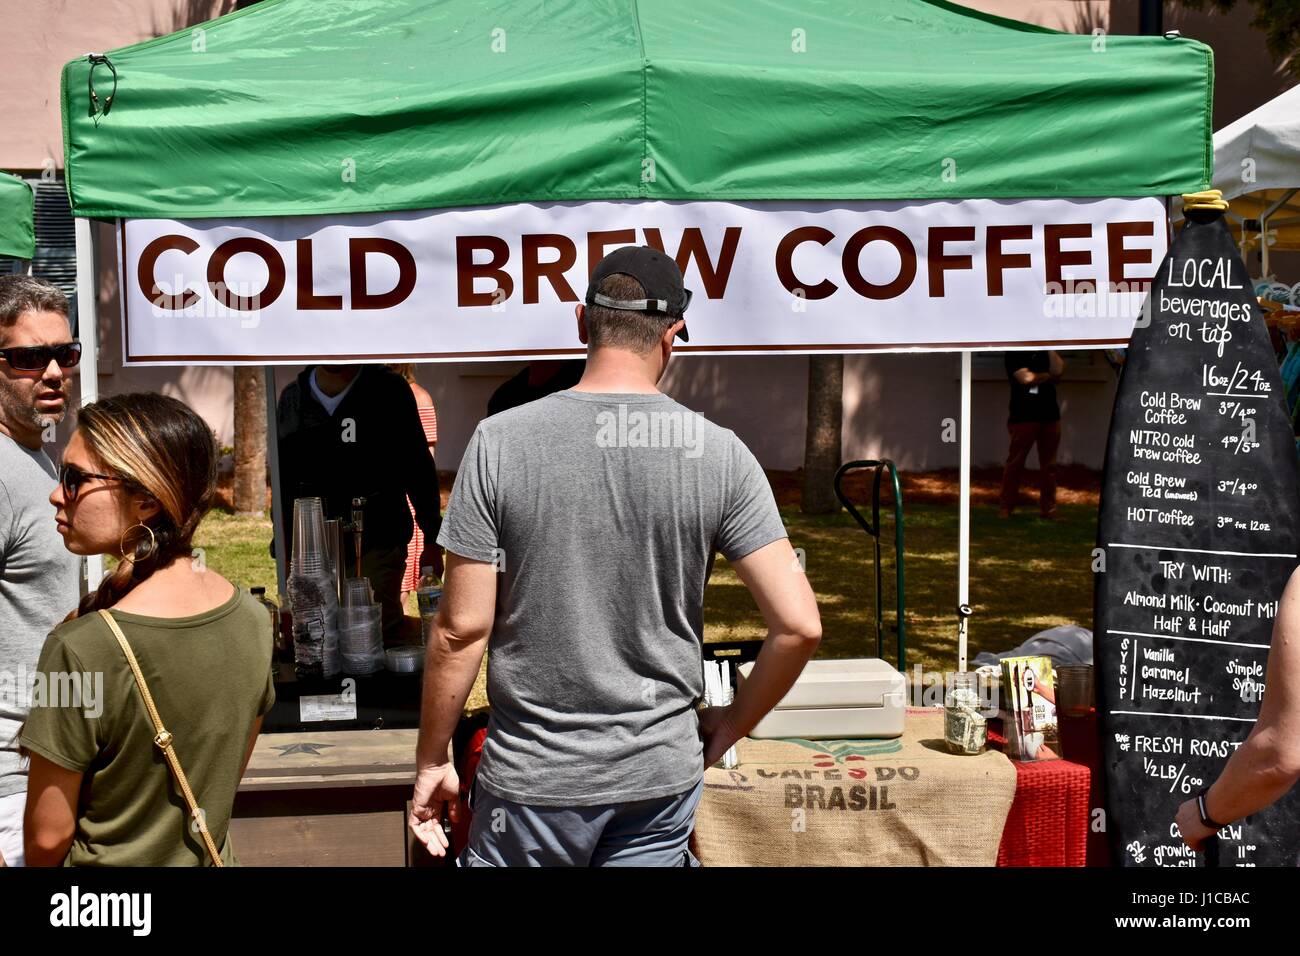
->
[437,390,787,806]
[0,432,82,798]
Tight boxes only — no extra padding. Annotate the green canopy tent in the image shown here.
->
[0,172,35,263]
[60,0,1211,217]
[60,0,1214,661]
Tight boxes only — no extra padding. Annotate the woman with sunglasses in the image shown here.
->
[20,393,274,866]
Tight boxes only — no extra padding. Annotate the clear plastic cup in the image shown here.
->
[1057,664,1095,717]
[340,652,384,675]
[386,646,424,673]
[324,518,344,598]
[343,577,375,608]
[338,614,383,663]
[339,631,381,657]
[291,497,328,576]
[338,605,381,628]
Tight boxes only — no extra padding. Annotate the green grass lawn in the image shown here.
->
[704,502,1096,670]
[195,500,1097,712]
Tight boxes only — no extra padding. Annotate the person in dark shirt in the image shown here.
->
[999,350,1063,519]
[276,364,443,645]
[486,360,585,417]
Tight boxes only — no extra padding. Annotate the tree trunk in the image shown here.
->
[233,367,267,515]
[801,355,843,514]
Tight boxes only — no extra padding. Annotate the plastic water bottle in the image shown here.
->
[415,567,442,645]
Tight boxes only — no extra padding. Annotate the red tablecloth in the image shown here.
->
[989,710,1108,867]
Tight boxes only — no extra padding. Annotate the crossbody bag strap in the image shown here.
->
[97,609,225,867]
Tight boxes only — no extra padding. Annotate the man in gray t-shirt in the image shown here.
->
[411,247,822,866]
[0,277,83,867]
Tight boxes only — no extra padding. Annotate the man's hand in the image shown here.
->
[408,762,460,857]
[419,545,444,580]
[1174,797,1217,852]
[411,553,495,859]
[698,704,743,769]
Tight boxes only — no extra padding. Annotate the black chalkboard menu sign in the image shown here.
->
[1096,209,1300,867]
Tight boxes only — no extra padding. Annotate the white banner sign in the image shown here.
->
[117,197,1167,365]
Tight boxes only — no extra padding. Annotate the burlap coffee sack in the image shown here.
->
[693,709,1016,866]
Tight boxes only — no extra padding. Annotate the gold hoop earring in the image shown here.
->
[119,522,157,561]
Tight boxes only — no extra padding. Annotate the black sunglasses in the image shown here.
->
[58,463,131,502]
[0,342,82,371]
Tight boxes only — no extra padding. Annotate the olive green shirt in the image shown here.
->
[21,588,274,866]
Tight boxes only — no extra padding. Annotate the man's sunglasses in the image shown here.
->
[0,342,82,371]
[58,463,132,501]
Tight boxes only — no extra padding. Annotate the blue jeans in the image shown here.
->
[456,775,704,867]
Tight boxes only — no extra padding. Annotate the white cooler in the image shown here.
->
[737,658,906,740]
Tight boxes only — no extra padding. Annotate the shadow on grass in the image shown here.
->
[197,500,1099,706]
[703,502,1097,673]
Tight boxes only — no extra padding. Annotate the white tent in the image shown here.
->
[1214,84,1300,200]
[1210,85,1300,275]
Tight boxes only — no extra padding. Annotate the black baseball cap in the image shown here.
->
[585,245,691,342]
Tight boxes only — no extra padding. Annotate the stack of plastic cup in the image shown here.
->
[289,497,339,679]
[291,497,327,575]
[324,518,344,601]
[338,575,384,674]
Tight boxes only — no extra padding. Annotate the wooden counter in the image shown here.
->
[230,729,432,867]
